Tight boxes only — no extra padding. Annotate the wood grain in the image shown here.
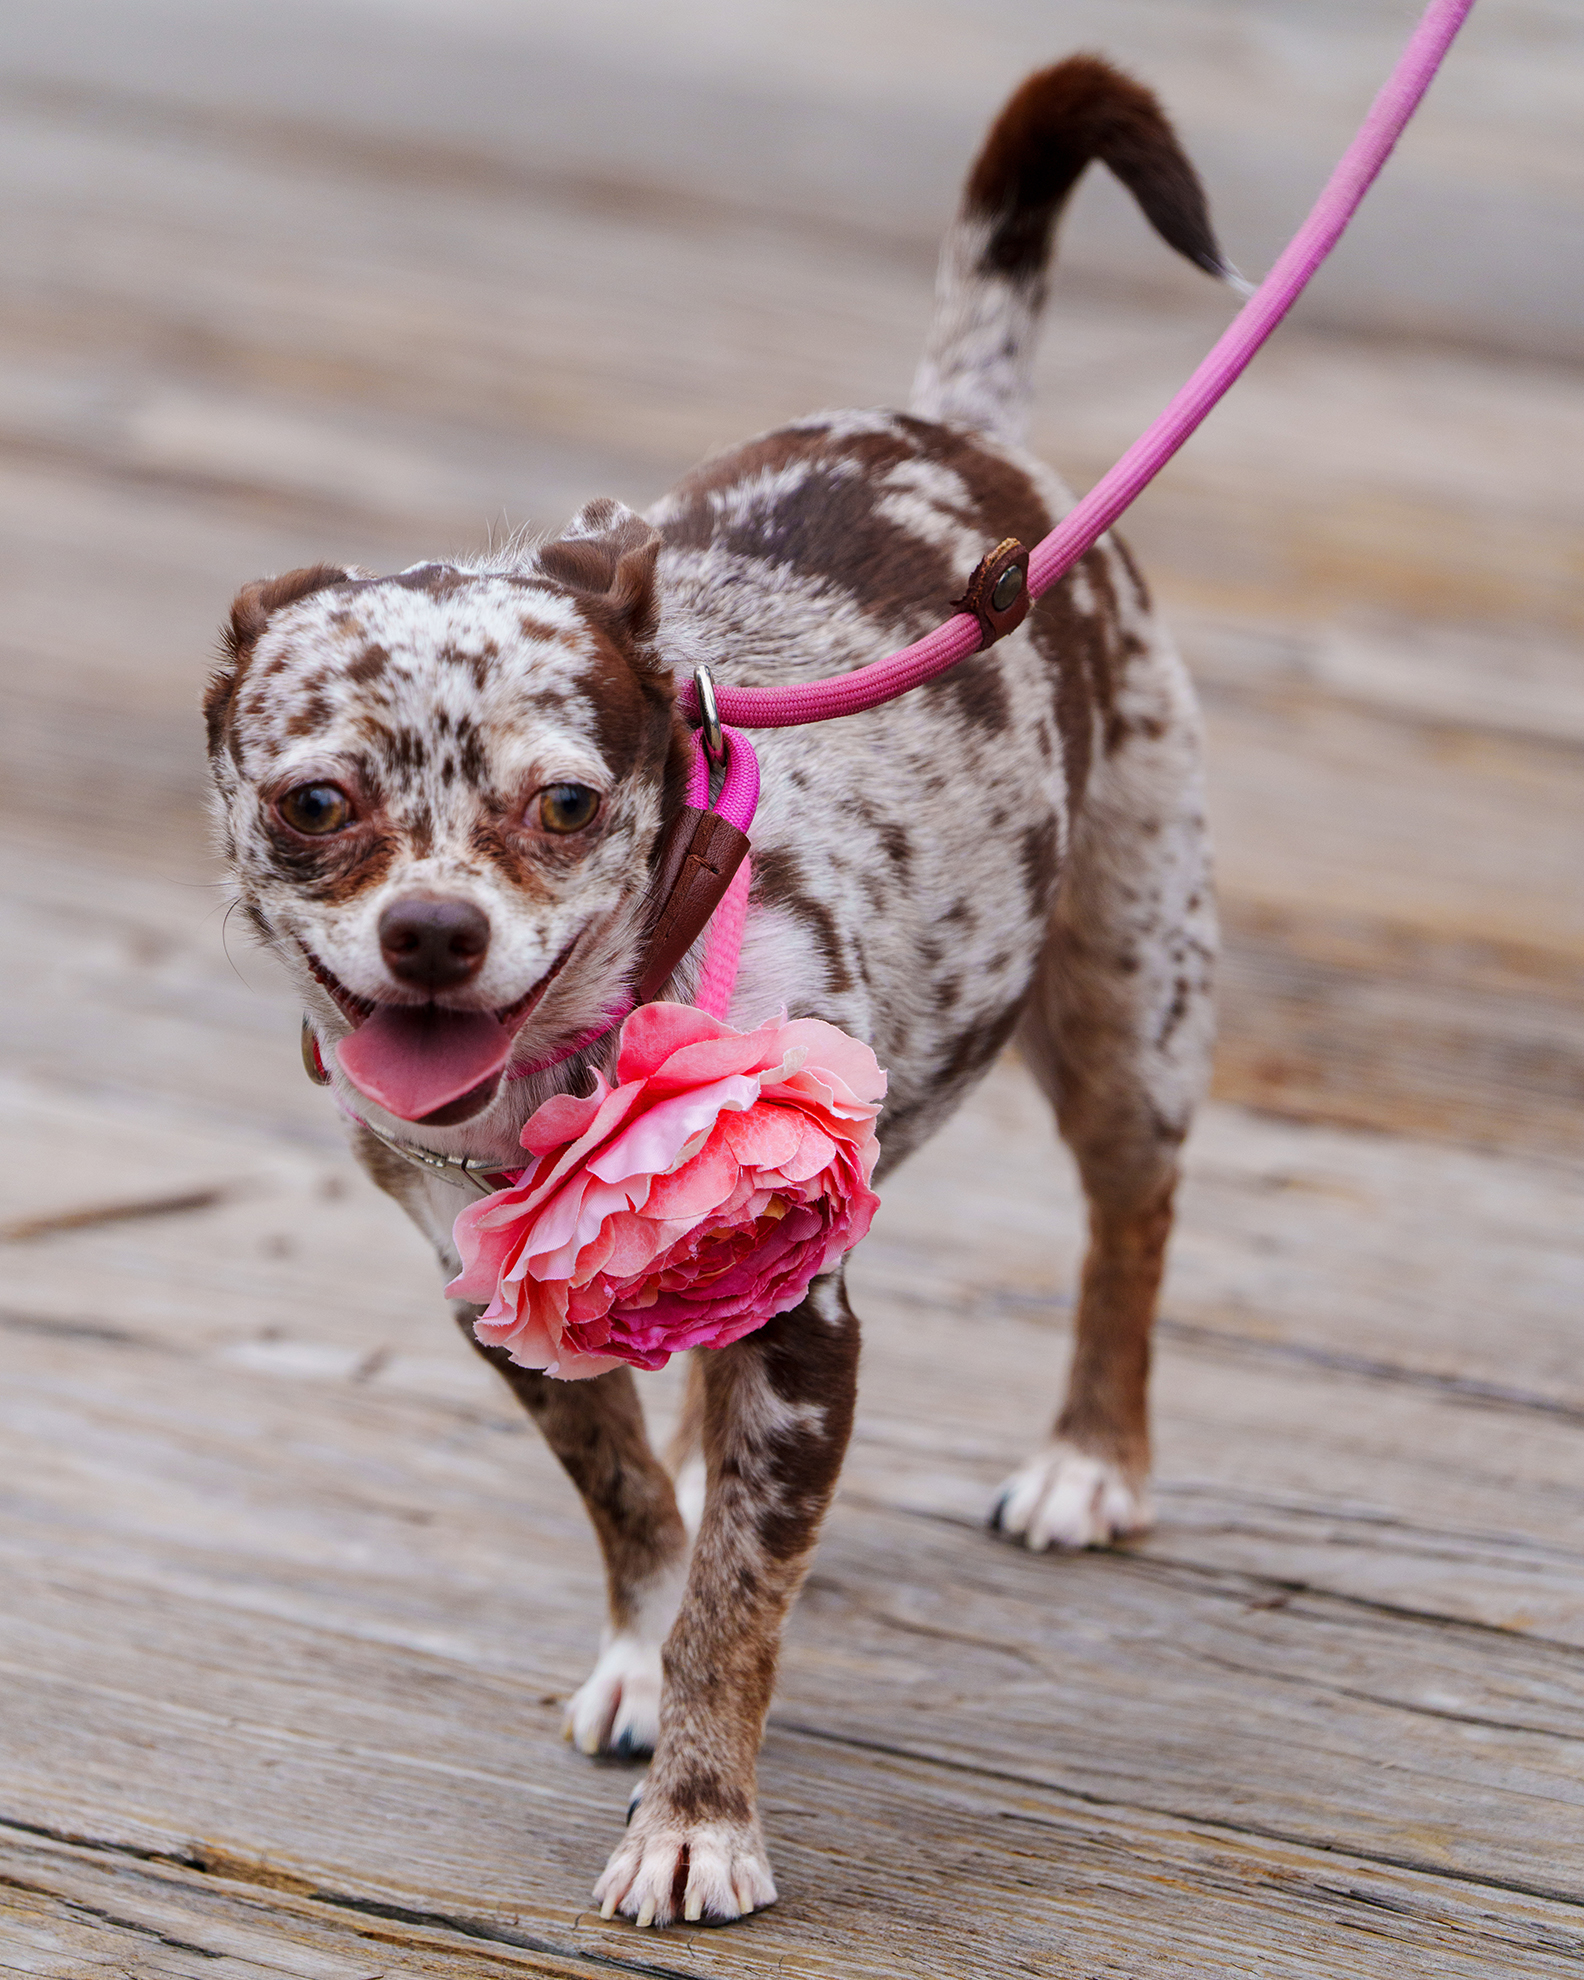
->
[1,5,1580,1971]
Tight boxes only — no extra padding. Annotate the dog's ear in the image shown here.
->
[537,498,661,650]
[205,563,355,756]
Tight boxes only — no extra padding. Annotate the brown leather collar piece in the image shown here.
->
[634,803,750,1005]
[952,537,1030,650]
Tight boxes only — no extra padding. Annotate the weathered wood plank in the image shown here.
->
[5,1552,1584,1979]
[0,1835,606,1977]
[10,1791,1584,1980]
[12,1514,1584,1912]
[3,1058,1582,1944]
[9,999,1579,1976]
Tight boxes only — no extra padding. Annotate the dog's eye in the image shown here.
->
[279,783,353,835]
[538,784,600,834]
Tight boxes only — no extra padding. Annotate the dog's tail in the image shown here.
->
[910,55,1237,443]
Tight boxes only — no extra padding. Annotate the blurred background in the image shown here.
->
[3,3,1583,1970]
[4,0,1581,1155]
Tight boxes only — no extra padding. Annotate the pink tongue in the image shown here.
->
[337,1006,512,1121]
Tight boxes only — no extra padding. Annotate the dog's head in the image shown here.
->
[205,499,684,1134]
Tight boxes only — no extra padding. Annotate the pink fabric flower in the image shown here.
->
[447,1003,885,1380]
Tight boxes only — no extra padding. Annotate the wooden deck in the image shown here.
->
[2,4,1582,1973]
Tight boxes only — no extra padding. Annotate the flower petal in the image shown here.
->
[614,1001,732,1081]
[451,1002,888,1381]
[588,1074,760,1184]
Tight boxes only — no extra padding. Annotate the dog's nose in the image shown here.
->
[378,896,490,990]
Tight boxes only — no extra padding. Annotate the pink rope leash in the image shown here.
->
[508,0,1473,1078]
[702,725,761,834]
[694,857,751,1019]
[680,0,1475,733]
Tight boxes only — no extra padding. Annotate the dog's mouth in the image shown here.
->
[302,936,579,1127]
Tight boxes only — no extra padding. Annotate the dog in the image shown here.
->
[204,55,1222,1929]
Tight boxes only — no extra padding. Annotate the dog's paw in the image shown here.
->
[594,1798,776,1928]
[565,1635,662,1759]
[991,1441,1151,1551]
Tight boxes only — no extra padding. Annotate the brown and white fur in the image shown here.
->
[205,57,1223,1928]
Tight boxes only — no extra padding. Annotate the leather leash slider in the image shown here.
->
[636,805,750,1004]
[952,537,1030,650]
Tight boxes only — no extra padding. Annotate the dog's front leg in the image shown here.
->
[594,1271,860,1928]
[455,1309,689,1758]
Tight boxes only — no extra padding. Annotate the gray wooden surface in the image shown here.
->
[1,4,1581,1973]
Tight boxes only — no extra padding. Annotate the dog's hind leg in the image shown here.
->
[594,1270,860,1926]
[996,624,1215,1551]
[456,1311,690,1758]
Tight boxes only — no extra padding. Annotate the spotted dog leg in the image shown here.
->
[594,1272,860,1927]
[996,639,1216,1552]
[454,1308,689,1759]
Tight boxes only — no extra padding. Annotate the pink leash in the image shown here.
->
[681,0,1476,735]
[511,0,1472,1073]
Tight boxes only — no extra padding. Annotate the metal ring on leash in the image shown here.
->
[693,665,725,765]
